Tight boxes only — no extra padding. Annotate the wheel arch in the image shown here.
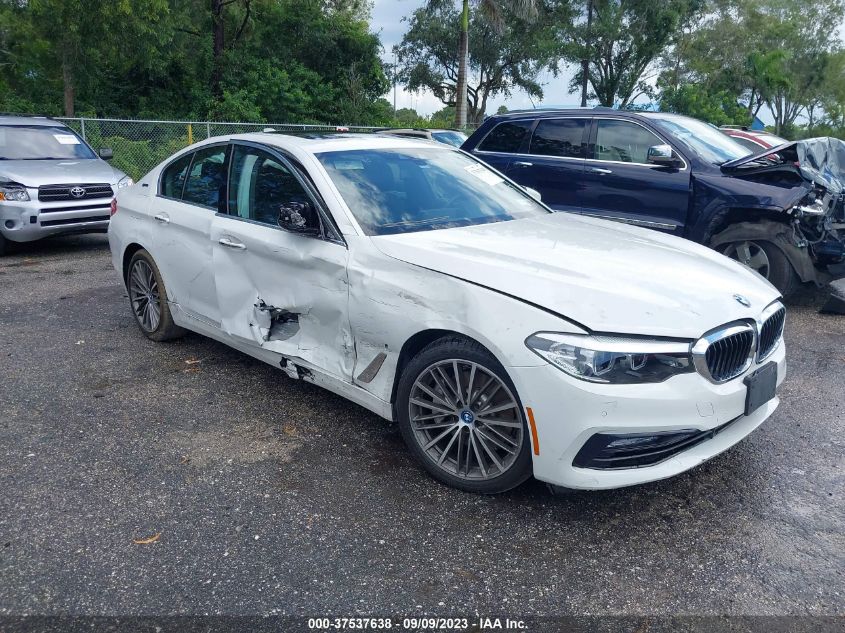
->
[708,219,818,284]
[122,242,146,285]
[390,329,496,409]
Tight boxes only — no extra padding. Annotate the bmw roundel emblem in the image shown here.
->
[733,294,751,307]
[70,186,86,198]
[460,410,475,424]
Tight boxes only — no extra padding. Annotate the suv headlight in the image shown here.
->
[0,184,30,202]
[525,332,694,384]
[116,176,134,189]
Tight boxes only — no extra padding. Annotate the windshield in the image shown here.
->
[431,131,467,147]
[317,148,549,235]
[0,125,96,160]
[755,133,788,147]
[646,115,751,165]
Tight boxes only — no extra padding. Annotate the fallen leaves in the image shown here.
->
[179,455,191,465]
[132,532,161,545]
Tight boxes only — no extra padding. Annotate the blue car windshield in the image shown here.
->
[317,148,549,236]
[0,125,96,160]
[646,114,751,165]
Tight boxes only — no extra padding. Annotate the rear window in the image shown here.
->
[529,119,588,158]
[161,153,192,199]
[477,120,532,153]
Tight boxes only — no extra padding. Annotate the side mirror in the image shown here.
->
[98,148,114,160]
[524,187,542,202]
[647,144,679,167]
[277,201,321,236]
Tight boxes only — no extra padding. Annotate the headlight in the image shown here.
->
[525,332,694,384]
[116,176,134,189]
[0,184,30,202]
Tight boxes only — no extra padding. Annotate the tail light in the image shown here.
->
[110,198,117,216]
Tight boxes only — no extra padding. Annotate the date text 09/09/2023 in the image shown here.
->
[307,617,527,630]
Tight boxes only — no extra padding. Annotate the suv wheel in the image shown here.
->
[396,337,532,494]
[722,240,799,298]
[127,249,186,341]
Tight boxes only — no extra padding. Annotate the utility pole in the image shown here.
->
[580,0,593,108]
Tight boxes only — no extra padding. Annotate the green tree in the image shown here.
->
[396,2,559,124]
[563,0,703,108]
[423,0,544,128]
[3,0,168,116]
[656,0,845,135]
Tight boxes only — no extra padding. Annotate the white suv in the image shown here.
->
[0,115,132,254]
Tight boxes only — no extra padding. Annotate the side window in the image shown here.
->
[160,153,192,199]
[477,120,532,153]
[595,119,663,164]
[182,146,227,209]
[529,119,588,158]
[227,145,320,231]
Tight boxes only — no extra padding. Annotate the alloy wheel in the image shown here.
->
[128,259,161,332]
[723,240,771,278]
[408,359,524,481]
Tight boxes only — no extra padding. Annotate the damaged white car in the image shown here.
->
[109,134,786,493]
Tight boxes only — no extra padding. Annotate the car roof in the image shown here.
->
[493,106,618,119]
[0,115,66,127]
[225,132,449,154]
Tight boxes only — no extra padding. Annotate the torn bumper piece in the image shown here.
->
[821,278,845,314]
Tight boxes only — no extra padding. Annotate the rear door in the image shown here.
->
[506,117,589,213]
[150,144,228,327]
[471,119,533,174]
[580,117,691,234]
[210,142,353,380]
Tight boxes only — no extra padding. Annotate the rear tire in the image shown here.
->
[126,249,186,342]
[396,336,532,494]
[721,239,800,298]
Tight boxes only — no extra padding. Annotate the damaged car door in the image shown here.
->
[210,142,353,380]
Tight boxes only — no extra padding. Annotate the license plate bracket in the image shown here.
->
[744,361,778,416]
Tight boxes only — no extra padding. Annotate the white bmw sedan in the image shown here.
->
[109,133,786,494]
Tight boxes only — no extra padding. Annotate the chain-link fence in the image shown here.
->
[56,118,387,181]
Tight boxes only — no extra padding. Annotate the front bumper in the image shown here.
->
[509,342,786,490]
[0,191,112,243]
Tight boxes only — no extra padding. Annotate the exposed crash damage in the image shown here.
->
[707,138,845,296]
[252,299,300,342]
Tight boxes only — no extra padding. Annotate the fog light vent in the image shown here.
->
[572,418,739,470]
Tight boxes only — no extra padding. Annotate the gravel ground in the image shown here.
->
[0,234,843,619]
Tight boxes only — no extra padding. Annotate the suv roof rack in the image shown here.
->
[499,106,618,116]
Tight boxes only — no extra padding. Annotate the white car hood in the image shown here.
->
[0,159,126,187]
[371,213,780,338]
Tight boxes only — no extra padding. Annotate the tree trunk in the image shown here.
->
[454,0,469,129]
[211,0,226,99]
[62,48,75,117]
[580,0,593,107]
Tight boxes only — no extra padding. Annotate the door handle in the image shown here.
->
[153,213,170,224]
[513,161,533,167]
[589,167,613,175]
[218,237,246,250]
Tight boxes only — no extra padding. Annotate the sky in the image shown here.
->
[370,0,845,125]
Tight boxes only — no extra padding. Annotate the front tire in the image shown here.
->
[721,239,800,298]
[126,249,185,341]
[396,337,532,494]
[0,233,7,256]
